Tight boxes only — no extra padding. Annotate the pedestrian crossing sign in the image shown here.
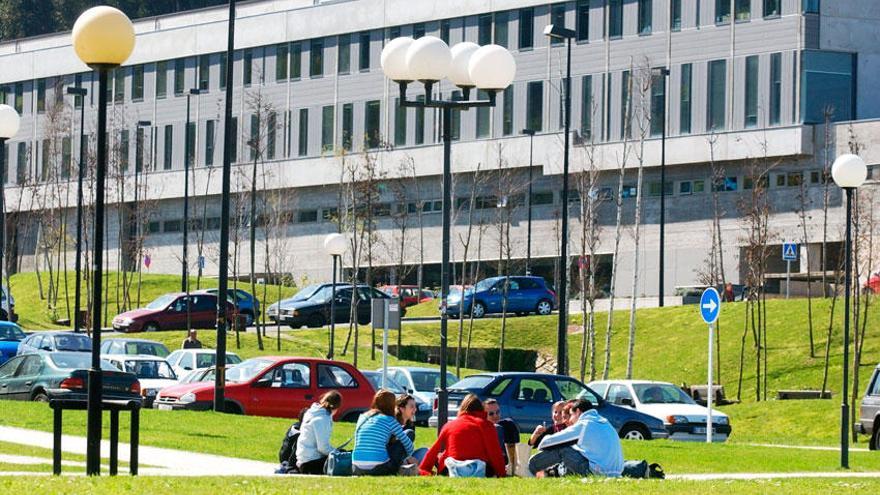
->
[782,243,798,262]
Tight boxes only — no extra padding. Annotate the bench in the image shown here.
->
[777,390,832,400]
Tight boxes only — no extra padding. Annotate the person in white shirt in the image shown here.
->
[296,390,342,474]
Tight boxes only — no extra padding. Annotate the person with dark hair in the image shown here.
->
[353,390,417,476]
[528,399,623,477]
[296,390,343,474]
[484,398,520,475]
[395,394,428,463]
[419,394,506,477]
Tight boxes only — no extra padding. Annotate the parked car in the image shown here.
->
[429,372,669,440]
[154,356,373,419]
[381,366,458,411]
[268,284,402,329]
[100,338,170,358]
[678,284,746,304]
[0,322,26,365]
[17,332,91,356]
[856,363,880,450]
[111,293,236,332]
[361,370,431,424]
[103,355,178,408]
[1,286,16,322]
[865,272,880,294]
[588,380,732,442]
[178,366,219,385]
[0,351,141,402]
[197,288,261,326]
[165,349,242,378]
[445,276,557,318]
[379,285,433,309]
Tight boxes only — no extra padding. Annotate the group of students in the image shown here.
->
[281,389,623,478]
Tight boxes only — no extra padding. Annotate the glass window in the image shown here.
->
[479,14,492,46]
[17,356,43,377]
[291,42,302,79]
[609,0,623,38]
[415,95,425,145]
[317,364,358,388]
[15,142,28,183]
[870,371,880,396]
[198,55,210,91]
[132,64,144,100]
[638,0,652,34]
[769,53,782,125]
[113,68,125,103]
[413,23,426,39]
[440,19,451,44]
[205,120,215,166]
[365,100,381,149]
[589,383,608,398]
[745,55,759,128]
[555,379,590,400]
[735,0,751,21]
[581,75,592,140]
[679,181,692,195]
[13,82,23,114]
[633,383,695,404]
[526,81,543,132]
[787,172,803,187]
[716,0,731,24]
[680,63,692,134]
[451,90,462,141]
[394,98,406,146]
[174,58,186,95]
[707,59,727,131]
[119,130,129,171]
[532,192,554,205]
[187,121,196,163]
[764,0,781,17]
[230,117,238,163]
[550,4,565,45]
[342,103,353,151]
[801,50,855,124]
[338,34,350,74]
[577,0,590,41]
[502,87,514,136]
[37,79,48,113]
[671,0,682,31]
[310,38,324,77]
[494,12,508,47]
[488,377,512,396]
[476,90,490,138]
[163,124,173,170]
[272,362,311,388]
[803,0,820,14]
[0,357,22,379]
[219,52,228,89]
[515,379,553,402]
[518,8,534,49]
[276,43,289,81]
[298,210,318,223]
[606,384,634,405]
[322,105,334,153]
[621,70,631,138]
[359,32,371,71]
[267,112,277,160]
[298,108,309,157]
[650,71,665,137]
[694,180,705,193]
[243,49,253,86]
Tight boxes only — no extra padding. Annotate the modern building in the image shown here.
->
[0,0,878,298]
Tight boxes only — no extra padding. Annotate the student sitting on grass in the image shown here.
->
[528,400,568,448]
[296,390,342,474]
[419,394,506,478]
[395,393,428,464]
[353,390,418,476]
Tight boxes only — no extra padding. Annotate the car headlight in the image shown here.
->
[179,393,197,404]
[292,310,300,317]
[268,304,277,314]
[715,416,729,425]
[120,317,134,325]
[665,415,689,425]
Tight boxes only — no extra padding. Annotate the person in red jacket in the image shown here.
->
[419,394,506,477]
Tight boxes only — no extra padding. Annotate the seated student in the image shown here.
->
[528,400,568,448]
[276,408,307,474]
[484,398,520,475]
[420,394,506,478]
[296,390,343,474]
[353,390,417,476]
[528,399,623,478]
[395,394,428,464]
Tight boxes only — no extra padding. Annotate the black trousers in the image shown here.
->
[298,456,328,475]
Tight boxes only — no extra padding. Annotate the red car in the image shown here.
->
[380,285,434,309]
[112,293,237,333]
[865,272,880,294]
[153,356,375,419]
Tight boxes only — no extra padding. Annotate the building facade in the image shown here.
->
[0,0,878,297]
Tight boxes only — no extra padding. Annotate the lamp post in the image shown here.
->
[381,36,516,431]
[183,89,201,295]
[544,23,575,376]
[522,128,535,276]
[71,5,136,476]
[655,67,670,307]
[66,88,87,331]
[831,153,867,469]
[324,233,347,359]
[0,105,21,323]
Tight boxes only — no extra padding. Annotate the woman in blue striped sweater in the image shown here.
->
[352,390,417,476]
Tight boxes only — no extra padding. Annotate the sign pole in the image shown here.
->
[699,287,720,445]
[786,260,791,299]
[382,299,389,390]
[707,321,714,444]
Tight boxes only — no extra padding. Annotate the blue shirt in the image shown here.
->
[352,412,414,467]
[537,409,624,477]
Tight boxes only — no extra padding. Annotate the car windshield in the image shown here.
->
[193,352,242,369]
[365,373,407,394]
[410,371,459,392]
[450,375,494,391]
[289,284,323,302]
[125,342,169,358]
[0,325,25,341]
[474,278,500,292]
[123,360,176,380]
[633,383,696,405]
[225,358,273,383]
[54,334,92,352]
[50,353,117,372]
[146,294,177,310]
[181,368,216,384]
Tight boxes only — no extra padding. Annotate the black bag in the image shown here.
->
[621,460,665,479]
[277,422,301,472]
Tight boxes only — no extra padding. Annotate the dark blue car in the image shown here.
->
[0,322,26,365]
[446,276,557,318]
[430,372,668,440]
[198,288,261,326]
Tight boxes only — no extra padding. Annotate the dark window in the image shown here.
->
[440,19,451,44]
[187,122,196,163]
[801,50,855,124]
[219,52,228,89]
[322,105,334,153]
[804,0,820,14]
[716,0,731,24]
[638,0,652,34]
[526,81,543,132]
[114,68,125,103]
[164,220,182,233]
[291,42,302,79]
[198,55,210,91]
[132,64,144,100]
[476,90,491,138]
[680,63,692,134]
[744,55,759,128]
[519,8,534,49]
[135,127,145,172]
[503,86,514,136]
[244,49,255,86]
[359,32,371,71]
[298,108,309,156]
[267,112,277,160]
[147,221,160,234]
[74,73,84,108]
[415,95,425,145]
[707,59,727,131]
[577,0,590,41]
[494,12,509,47]
[532,192,553,205]
[736,0,751,21]
[609,0,623,38]
[276,43,289,81]
[338,34,351,74]
[310,38,324,77]
[16,142,28,183]
[671,0,682,31]
[174,58,185,95]
[581,75,592,140]
[298,210,318,223]
[479,14,493,45]
[205,120,215,166]
[342,103,353,151]
[36,79,46,113]
[621,70,631,138]
[550,4,565,45]
[365,100,381,149]
[229,117,238,163]
[163,124,173,170]
[317,364,358,388]
[394,98,407,146]
[413,23,426,39]
[13,83,23,114]
[770,53,782,125]
[389,26,401,40]
[119,130,129,171]
[650,71,665,137]
[764,0,781,17]
[451,90,462,141]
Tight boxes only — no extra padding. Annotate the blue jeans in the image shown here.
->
[528,446,592,476]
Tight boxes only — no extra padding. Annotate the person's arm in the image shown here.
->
[388,417,414,456]
[483,423,507,478]
[529,425,547,446]
[419,425,446,475]
[537,423,581,451]
[314,415,333,456]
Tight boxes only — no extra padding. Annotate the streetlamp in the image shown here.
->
[831,153,867,469]
[381,35,516,431]
[71,5,136,476]
[66,87,88,332]
[544,23,575,376]
[183,89,201,295]
[655,67,670,307]
[324,233,347,359]
[522,128,535,276]
[0,105,21,322]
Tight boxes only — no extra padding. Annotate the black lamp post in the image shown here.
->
[71,5,136,476]
[0,105,21,323]
[522,128,535,276]
[381,36,516,431]
[324,233,347,359]
[655,67,670,307]
[66,87,87,332]
[544,23,575,376]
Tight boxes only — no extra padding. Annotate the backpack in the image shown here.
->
[277,422,301,473]
[621,460,665,479]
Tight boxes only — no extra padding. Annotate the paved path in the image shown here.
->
[743,442,870,453]
[670,471,880,481]
[0,425,277,476]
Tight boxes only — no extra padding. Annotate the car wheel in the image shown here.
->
[357,313,371,325]
[471,302,486,318]
[143,322,160,332]
[871,425,879,451]
[307,314,325,328]
[536,299,553,316]
[224,402,243,414]
[32,391,49,403]
[242,311,255,326]
[620,423,651,441]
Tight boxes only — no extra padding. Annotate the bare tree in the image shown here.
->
[575,125,602,382]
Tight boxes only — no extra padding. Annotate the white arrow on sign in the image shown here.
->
[702,299,718,314]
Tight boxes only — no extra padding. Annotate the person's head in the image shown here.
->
[551,400,566,425]
[396,394,417,424]
[188,329,198,339]
[319,390,343,412]
[569,399,593,420]
[483,398,501,424]
[458,393,485,416]
[370,390,397,416]
[561,400,575,426]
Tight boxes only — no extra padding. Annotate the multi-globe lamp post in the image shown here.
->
[71,5,136,476]
[380,35,515,431]
[830,153,867,469]
[0,104,21,322]
[323,233,348,360]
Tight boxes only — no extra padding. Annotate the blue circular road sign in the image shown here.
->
[700,287,721,324]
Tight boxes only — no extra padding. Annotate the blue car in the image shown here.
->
[17,332,92,356]
[429,372,669,441]
[0,322,26,365]
[198,289,261,326]
[446,276,557,319]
